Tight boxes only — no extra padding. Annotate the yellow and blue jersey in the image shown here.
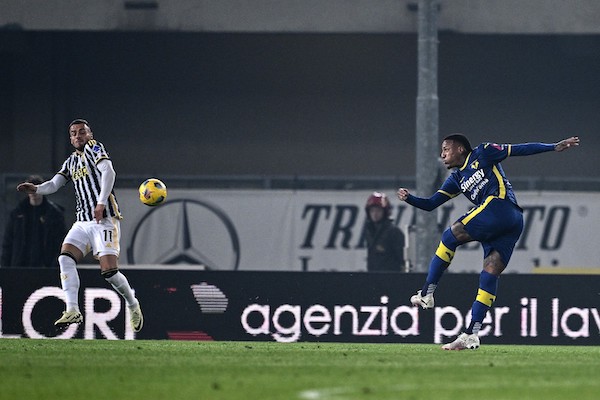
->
[406,141,555,264]
[408,142,555,210]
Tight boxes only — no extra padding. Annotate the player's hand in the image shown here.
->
[16,182,37,194]
[555,136,579,152]
[397,188,410,201]
[94,204,106,223]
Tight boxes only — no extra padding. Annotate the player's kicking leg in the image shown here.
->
[410,228,460,309]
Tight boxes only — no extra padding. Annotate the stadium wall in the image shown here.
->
[13,188,597,274]
[0,31,598,179]
[1,268,599,345]
[1,187,598,274]
[2,0,600,34]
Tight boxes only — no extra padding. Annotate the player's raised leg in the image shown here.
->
[410,227,460,309]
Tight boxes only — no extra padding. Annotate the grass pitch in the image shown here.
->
[0,339,598,400]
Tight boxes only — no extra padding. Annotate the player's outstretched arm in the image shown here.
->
[397,188,451,211]
[17,174,67,196]
[510,136,580,157]
[554,136,580,152]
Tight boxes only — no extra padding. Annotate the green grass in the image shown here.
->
[0,339,598,400]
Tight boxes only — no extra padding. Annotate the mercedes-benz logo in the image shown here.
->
[127,199,240,270]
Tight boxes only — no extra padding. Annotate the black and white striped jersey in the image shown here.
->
[58,139,123,222]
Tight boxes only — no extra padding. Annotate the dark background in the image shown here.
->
[0,31,597,178]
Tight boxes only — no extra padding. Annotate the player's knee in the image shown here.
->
[101,269,118,279]
[450,222,471,243]
[441,228,459,248]
[483,252,506,275]
[59,252,77,264]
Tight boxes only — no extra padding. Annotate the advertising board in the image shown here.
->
[1,269,598,345]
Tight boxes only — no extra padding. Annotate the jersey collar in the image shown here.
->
[459,151,473,171]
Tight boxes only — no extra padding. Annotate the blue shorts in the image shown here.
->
[458,196,524,265]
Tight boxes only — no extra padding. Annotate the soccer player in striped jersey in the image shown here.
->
[397,134,579,350]
[16,119,143,333]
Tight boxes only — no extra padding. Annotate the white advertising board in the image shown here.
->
[116,189,598,273]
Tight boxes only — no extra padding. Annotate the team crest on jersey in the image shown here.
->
[470,160,479,169]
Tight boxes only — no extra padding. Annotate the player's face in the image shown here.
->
[69,123,93,151]
[440,140,465,169]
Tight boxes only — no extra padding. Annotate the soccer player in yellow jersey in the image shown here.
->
[398,134,579,349]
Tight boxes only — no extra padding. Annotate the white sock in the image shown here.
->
[105,271,138,308]
[58,255,80,313]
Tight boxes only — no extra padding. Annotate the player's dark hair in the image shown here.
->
[69,118,91,130]
[443,133,472,153]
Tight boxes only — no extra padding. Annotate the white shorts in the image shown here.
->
[63,218,121,258]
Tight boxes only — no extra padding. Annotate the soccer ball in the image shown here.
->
[139,178,167,206]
